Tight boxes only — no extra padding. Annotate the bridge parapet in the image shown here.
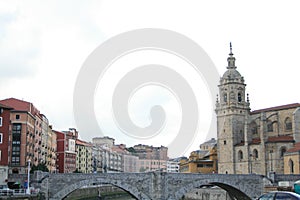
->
[273,174,300,184]
[35,172,267,200]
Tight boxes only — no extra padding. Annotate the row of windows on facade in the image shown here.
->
[222,92,243,103]
[11,114,44,128]
[140,161,166,165]
[197,163,213,168]
[0,116,42,127]
[250,117,293,134]
[237,147,287,160]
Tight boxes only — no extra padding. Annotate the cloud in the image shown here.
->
[0,7,39,81]
[1,0,300,157]
[0,1,106,135]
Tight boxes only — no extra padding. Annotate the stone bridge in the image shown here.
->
[34,172,267,200]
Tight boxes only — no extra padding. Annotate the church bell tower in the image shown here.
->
[215,43,250,174]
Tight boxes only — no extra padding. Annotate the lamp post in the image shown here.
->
[26,159,31,194]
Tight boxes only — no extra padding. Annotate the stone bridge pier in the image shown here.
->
[35,172,267,200]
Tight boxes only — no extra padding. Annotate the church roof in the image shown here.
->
[235,136,294,146]
[235,141,245,146]
[267,135,294,143]
[251,103,300,114]
[222,68,242,80]
[251,138,261,145]
[287,142,300,153]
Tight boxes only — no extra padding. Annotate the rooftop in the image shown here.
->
[251,103,300,114]
[267,135,294,143]
[0,97,41,116]
[0,103,13,109]
[287,142,300,153]
[76,139,92,147]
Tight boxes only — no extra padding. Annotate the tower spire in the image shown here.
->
[227,42,236,69]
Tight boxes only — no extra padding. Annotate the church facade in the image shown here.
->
[215,45,300,175]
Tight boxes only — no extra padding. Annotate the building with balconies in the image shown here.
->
[55,128,78,173]
[0,98,45,174]
[76,139,93,173]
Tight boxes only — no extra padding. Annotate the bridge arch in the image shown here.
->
[39,172,265,200]
[174,180,252,200]
[52,178,148,200]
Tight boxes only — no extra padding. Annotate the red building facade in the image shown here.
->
[55,128,78,173]
[0,98,45,174]
[0,103,12,166]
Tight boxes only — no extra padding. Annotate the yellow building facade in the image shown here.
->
[179,138,217,173]
[284,143,300,174]
[76,139,93,173]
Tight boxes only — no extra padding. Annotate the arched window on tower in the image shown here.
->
[253,149,258,159]
[238,150,243,160]
[238,93,242,102]
[289,159,294,174]
[280,146,286,157]
[223,93,227,103]
[267,120,273,132]
[285,117,292,131]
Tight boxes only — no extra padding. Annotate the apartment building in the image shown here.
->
[55,128,78,173]
[76,139,93,173]
[0,103,12,184]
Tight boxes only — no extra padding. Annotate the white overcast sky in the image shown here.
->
[1,0,300,157]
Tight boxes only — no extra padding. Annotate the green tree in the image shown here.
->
[73,169,82,173]
[30,163,49,173]
[127,147,136,153]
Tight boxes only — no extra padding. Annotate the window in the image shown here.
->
[267,121,273,132]
[16,115,20,120]
[250,121,258,135]
[12,124,21,131]
[280,147,286,157]
[224,140,226,145]
[238,93,242,102]
[289,159,294,174]
[197,163,203,168]
[223,93,228,102]
[238,150,243,160]
[253,149,258,159]
[0,117,2,127]
[285,117,292,131]
[0,133,2,144]
[11,123,21,165]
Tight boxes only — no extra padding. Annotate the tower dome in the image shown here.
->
[220,43,244,84]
